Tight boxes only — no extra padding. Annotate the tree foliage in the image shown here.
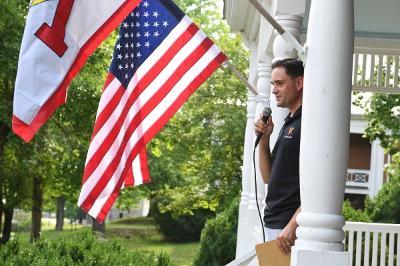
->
[353,67,400,223]
[146,0,249,217]
[354,93,400,154]
[365,153,400,223]
[0,0,249,241]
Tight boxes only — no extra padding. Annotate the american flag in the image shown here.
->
[78,0,227,222]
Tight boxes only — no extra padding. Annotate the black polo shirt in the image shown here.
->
[264,106,301,229]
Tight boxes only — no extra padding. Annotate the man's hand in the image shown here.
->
[276,220,297,254]
[254,116,274,146]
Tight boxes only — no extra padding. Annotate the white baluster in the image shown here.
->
[370,54,375,87]
[349,230,354,265]
[361,53,367,86]
[356,231,362,266]
[389,232,395,266]
[380,233,387,266]
[372,232,378,266]
[386,55,391,87]
[354,53,359,86]
[394,56,399,88]
[378,55,383,87]
[364,231,370,266]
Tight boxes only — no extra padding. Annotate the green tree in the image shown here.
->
[353,72,400,223]
[0,0,29,242]
[365,152,400,223]
[146,0,248,218]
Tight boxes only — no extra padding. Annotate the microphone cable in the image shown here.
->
[253,106,271,243]
[253,143,266,243]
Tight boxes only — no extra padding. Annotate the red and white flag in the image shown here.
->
[78,0,227,222]
[13,0,141,142]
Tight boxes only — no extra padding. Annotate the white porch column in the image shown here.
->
[369,140,385,197]
[252,58,273,225]
[270,15,303,146]
[291,1,354,265]
[236,90,258,258]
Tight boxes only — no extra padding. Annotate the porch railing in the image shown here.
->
[346,169,370,195]
[344,221,400,266]
[352,48,400,94]
[228,222,400,266]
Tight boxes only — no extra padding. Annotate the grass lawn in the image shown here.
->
[107,218,200,266]
[13,217,200,266]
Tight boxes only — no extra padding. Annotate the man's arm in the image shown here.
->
[258,138,272,184]
[276,207,301,253]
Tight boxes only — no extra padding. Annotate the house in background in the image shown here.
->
[223,0,400,265]
[346,110,387,206]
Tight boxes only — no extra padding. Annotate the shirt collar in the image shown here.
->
[284,106,302,122]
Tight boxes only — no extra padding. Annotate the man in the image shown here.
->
[254,58,303,254]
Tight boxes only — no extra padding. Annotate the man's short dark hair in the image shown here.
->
[271,58,304,78]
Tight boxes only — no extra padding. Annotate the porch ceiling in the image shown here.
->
[224,0,400,40]
[303,0,400,39]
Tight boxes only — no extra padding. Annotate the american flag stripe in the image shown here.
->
[91,78,125,139]
[91,50,226,221]
[90,17,194,140]
[79,20,206,207]
[82,25,205,186]
[80,43,224,217]
[78,0,228,222]
[80,34,215,213]
[84,17,194,172]
[123,149,150,187]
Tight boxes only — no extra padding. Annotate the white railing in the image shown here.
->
[353,48,400,94]
[346,169,370,195]
[344,222,400,266]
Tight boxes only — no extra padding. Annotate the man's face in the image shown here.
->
[271,66,302,109]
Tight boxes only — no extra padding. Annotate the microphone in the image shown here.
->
[254,107,272,147]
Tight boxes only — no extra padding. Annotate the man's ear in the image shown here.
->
[296,76,304,92]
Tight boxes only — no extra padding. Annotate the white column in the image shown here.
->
[236,91,257,258]
[270,15,303,146]
[369,140,385,197]
[235,59,274,262]
[252,59,273,230]
[292,1,354,265]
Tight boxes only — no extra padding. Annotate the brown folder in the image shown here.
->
[255,240,290,266]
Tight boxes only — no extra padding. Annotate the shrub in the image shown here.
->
[365,154,400,223]
[153,206,212,243]
[193,197,239,266]
[342,200,371,222]
[0,233,173,266]
[151,195,212,243]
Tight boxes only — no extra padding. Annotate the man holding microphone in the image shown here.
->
[254,58,304,254]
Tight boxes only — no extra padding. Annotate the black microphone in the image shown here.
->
[254,107,272,147]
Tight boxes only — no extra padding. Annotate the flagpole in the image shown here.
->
[224,61,258,95]
[247,0,307,61]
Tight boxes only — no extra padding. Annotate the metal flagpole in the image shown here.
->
[223,60,259,95]
[247,0,307,61]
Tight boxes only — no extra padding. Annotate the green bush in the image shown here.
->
[151,195,212,243]
[153,206,212,243]
[0,233,173,266]
[193,197,239,266]
[342,200,371,222]
[365,154,400,223]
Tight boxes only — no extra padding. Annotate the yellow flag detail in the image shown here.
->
[30,0,48,6]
